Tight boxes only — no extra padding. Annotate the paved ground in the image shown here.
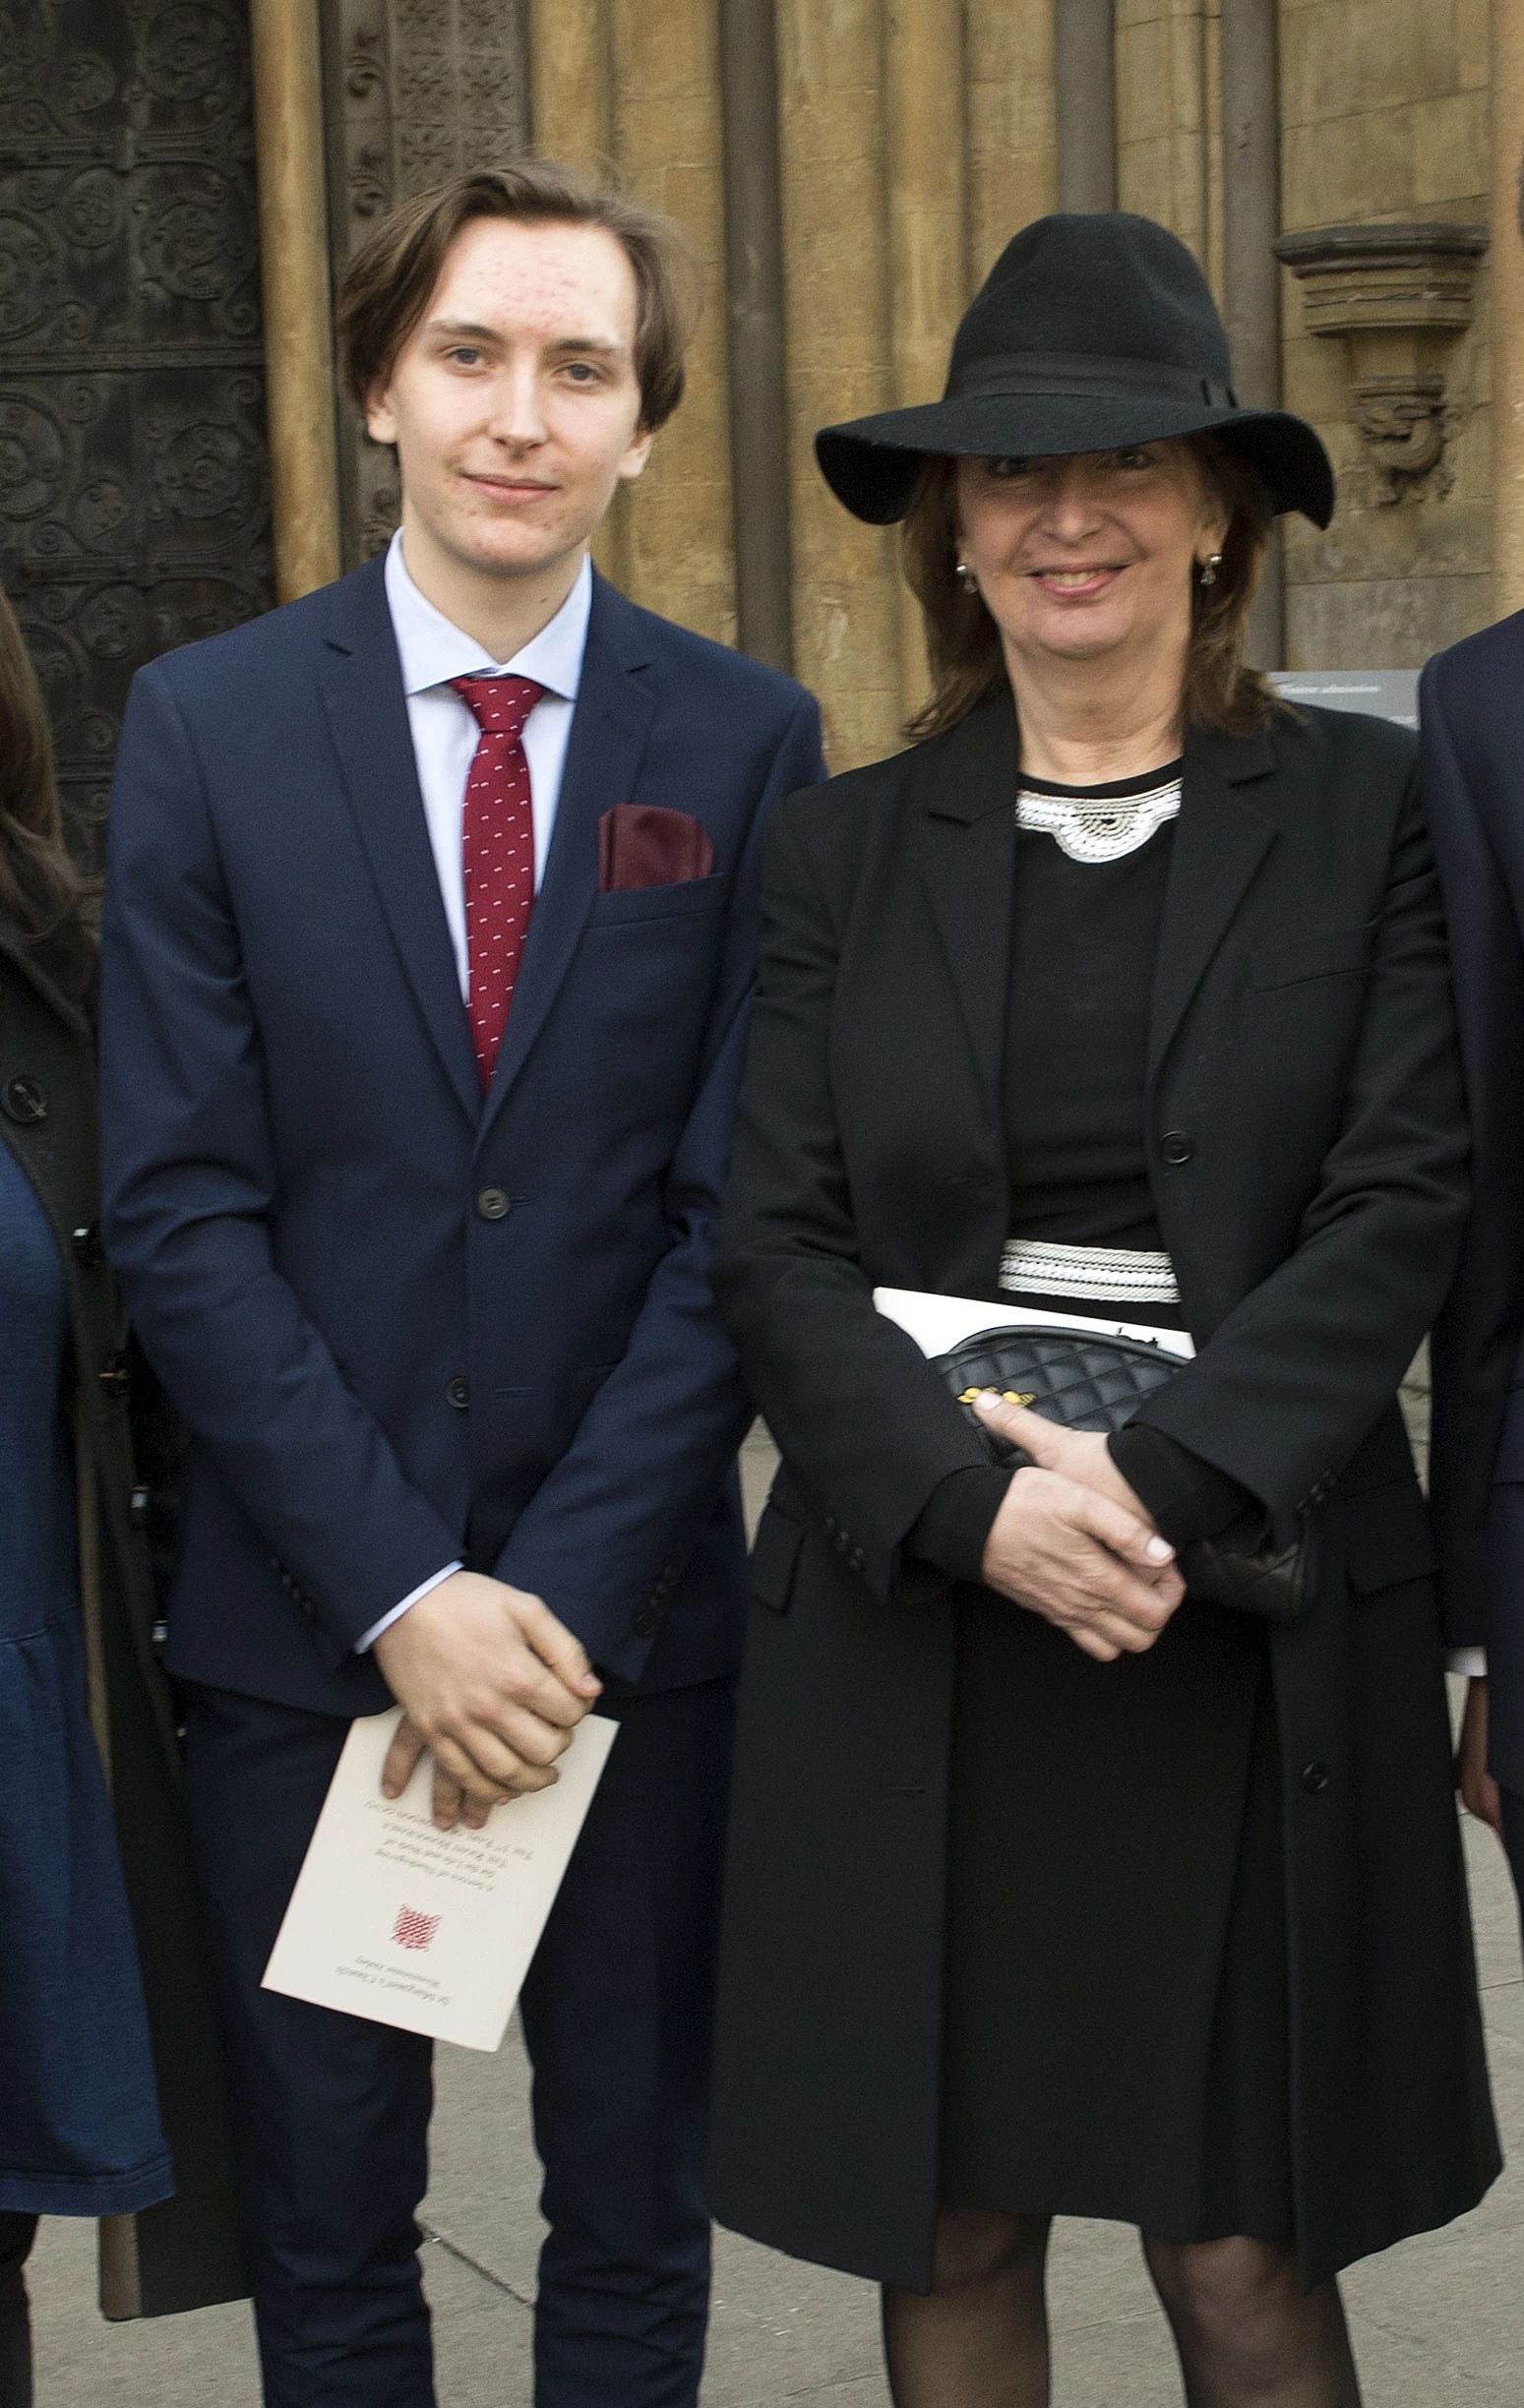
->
[30,1741,1524,2407]
[28,1432,1524,2403]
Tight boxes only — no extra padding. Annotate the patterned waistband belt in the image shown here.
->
[999,1237,1181,1305]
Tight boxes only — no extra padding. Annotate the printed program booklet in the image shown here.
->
[263,1707,618,2050]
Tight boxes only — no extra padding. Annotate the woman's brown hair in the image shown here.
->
[0,589,96,999]
[901,435,1281,744]
[336,160,701,433]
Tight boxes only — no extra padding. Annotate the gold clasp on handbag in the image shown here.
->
[957,1387,1036,1407]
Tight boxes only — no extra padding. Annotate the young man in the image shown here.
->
[1422,609,1524,1933]
[99,163,822,2408]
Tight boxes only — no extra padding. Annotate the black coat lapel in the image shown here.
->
[1147,726,1277,1087]
[477,574,655,1141]
[317,560,479,1122]
[0,920,91,1045]
[913,696,1019,1125]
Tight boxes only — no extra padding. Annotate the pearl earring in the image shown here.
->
[1198,551,1223,587]
[955,562,978,593]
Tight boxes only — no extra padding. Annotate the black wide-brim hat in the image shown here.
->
[817,211,1334,529]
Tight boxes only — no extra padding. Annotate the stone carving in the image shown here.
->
[0,0,273,861]
[1348,376,1450,505]
[349,144,394,219]
[1274,222,1489,509]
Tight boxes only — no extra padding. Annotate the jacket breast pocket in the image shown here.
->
[585,874,727,929]
[1339,1478,1438,1595]
[750,1502,805,1614]
[1250,922,1374,992]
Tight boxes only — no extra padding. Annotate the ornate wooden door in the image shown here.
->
[0,0,274,862]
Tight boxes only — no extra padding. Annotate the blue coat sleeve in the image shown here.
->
[98,662,464,1660]
[492,689,825,1680]
[1422,655,1524,1653]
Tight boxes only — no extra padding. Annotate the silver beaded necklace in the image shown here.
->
[1015,770,1182,865]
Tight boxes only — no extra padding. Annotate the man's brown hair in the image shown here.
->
[335,161,701,433]
[900,436,1282,744]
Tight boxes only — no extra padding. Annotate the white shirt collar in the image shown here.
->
[383,529,592,702]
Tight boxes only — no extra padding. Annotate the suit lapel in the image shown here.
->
[914,696,1019,1127]
[317,560,480,1122]
[477,574,656,1141]
[1147,726,1277,1088]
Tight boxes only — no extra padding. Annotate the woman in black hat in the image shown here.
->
[706,214,1497,2406]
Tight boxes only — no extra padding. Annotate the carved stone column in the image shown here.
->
[1055,0,1116,213]
[250,0,339,599]
[319,0,530,569]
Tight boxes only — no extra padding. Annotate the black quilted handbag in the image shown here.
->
[935,1323,1309,1623]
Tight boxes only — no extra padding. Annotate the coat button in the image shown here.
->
[1301,1760,1331,1794]
[632,1602,658,1636]
[475,1186,511,1222]
[446,1376,470,1410]
[2,1074,47,1124]
[72,1223,104,1267]
[1160,1130,1194,1166]
[97,1351,131,1402]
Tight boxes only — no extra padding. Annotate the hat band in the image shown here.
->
[947,350,1238,410]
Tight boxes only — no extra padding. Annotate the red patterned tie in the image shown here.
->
[450,673,546,1090]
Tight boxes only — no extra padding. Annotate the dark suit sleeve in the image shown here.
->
[713,799,1004,1604]
[1128,766,1470,1529]
[99,663,464,1660]
[1422,660,1524,1651]
[491,691,825,1681]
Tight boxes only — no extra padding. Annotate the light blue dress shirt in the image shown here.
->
[359,534,595,1651]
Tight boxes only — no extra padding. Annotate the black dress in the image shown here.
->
[917,763,1294,2244]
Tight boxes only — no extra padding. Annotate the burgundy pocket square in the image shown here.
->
[597,804,715,892]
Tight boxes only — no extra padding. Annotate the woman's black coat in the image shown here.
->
[0,926,245,2318]
[706,696,1500,2294]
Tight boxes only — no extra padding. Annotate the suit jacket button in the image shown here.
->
[2,1075,47,1124]
[476,1186,511,1222]
[97,1351,131,1402]
[72,1223,103,1267]
[633,1603,658,1636]
[447,1376,470,1410]
[1301,1760,1331,1794]
[1161,1130,1194,1166]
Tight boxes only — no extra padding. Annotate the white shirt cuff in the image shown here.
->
[355,1562,463,1655]
[1447,1648,1487,1680]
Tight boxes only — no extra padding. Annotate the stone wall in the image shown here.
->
[318,2,1502,749]
[1117,0,1223,292]
[532,0,1055,772]
[1278,0,1493,666]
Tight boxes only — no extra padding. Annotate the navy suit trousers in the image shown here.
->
[183,1678,733,2408]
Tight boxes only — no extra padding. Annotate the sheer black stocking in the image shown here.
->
[882,2206,1053,2408]
[1143,2234,1361,2408]
[0,2213,36,2408]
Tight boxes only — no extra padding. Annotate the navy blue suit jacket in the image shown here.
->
[1422,612,1524,1793]
[99,556,823,1718]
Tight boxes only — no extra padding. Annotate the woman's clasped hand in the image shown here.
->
[971,1393,1184,1659]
